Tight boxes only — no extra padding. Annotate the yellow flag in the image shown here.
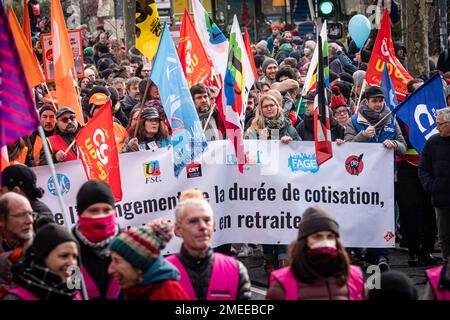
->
[136,0,162,60]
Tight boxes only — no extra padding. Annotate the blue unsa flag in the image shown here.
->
[150,23,208,177]
[381,63,398,111]
[394,74,446,153]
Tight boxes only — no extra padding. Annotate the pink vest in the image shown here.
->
[426,266,450,300]
[81,264,120,300]
[166,253,239,300]
[270,265,364,300]
[8,287,82,300]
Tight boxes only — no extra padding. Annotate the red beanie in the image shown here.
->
[330,86,347,109]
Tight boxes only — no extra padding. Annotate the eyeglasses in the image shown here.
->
[334,110,348,115]
[437,121,449,127]
[262,103,276,109]
[9,211,37,221]
[59,115,76,123]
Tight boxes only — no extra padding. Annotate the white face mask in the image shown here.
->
[309,239,336,250]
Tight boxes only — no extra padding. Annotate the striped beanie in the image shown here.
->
[109,221,173,271]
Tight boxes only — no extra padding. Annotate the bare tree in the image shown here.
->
[406,0,429,77]
[123,0,135,50]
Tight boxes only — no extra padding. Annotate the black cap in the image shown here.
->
[56,107,76,119]
[302,90,316,101]
[2,165,37,197]
[76,180,115,215]
[364,85,385,99]
[32,222,79,265]
[141,107,160,120]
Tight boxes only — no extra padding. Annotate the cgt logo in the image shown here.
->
[345,154,364,176]
[288,153,319,173]
[47,174,71,196]
[187,163,202,178]
[143,161,162,184]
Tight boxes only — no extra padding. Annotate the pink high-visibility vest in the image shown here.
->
[80,264,120,300]
[270,265,364,300]
[425,266,450,300]
[8,287,82,300]
[166,253,239,300]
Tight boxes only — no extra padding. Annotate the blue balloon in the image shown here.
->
[348,15,371,49]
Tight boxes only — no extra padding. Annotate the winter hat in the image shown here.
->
[39,104,56,117]
[298,206,340,240]
[329,71,339,84]
[97,44,109,54]
[364,85,385,99]
[109,221,173,271]
[334,81,352,100]
[141,107,160,120]
[367,270,418,300]
[270,82,282,91]
[339,72,354,85]
[76,180,115,215]
[55,106,75,119]
[353,70,366,87]
[278,79,299,94]
[262,58,278,74]
[101,68,113,80]
[330,86,347,109]
[279,43,293,53]
[84,47,94,56]
[84,68,95,78]
[32,222,79,265]
[2,165,38,197]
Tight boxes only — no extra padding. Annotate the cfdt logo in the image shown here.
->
[345,154,364,176]
[47,174,71,196]
[143,161,162,184]
[288,153,319,173]
[187,163,202,178]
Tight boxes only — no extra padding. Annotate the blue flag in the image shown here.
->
[381,63,398,111]
[394,74,446,153]
[150,24,207,177]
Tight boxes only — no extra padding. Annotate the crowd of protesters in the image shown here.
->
[2,5,450,300]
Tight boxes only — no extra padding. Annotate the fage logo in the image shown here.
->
[143,161,162,184]
[288,153,319,173]
[47,174,71,196]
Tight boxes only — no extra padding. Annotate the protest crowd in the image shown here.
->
[1,0,450,302]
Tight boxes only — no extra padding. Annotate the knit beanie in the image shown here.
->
[367,270,418,300]
[353,70,366,87]
[298,206,340,239]
[279,43,293,53]
[109,221,173,271]
[76,180,115,215]
[39,104,56,117]
[330,86,347,109]
[262,58,278,74]
[32,222,79,265]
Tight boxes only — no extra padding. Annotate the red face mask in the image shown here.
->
[79,214,116,243]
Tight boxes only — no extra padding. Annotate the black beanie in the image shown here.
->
[76,180,115,215]
[1,164,40,199]
[33,223,79,265]
[367,270,418,300]
[298,206,340,240]
[39,104,57,117]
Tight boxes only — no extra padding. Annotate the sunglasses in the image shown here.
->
[59,115,76,123]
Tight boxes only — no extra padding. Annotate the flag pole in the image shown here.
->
[355,79,367,114]
[203,106,215,132]
[43,82,58,110]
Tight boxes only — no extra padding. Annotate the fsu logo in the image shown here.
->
[345,154,364,176]
[143,161,162,184]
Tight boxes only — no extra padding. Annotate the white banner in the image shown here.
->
[33,141,395,253]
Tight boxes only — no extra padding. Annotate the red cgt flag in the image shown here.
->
[75,101,123,201]
[178,9,214,88]
[365,9,412,102]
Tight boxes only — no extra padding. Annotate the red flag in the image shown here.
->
[243,27,258,80]
[177,10,214,88]
[22,0,31,46]
[365,9,412,101]
[75,101,123,201]
[314,35,332,166]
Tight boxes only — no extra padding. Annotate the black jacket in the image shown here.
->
[296,114,345,142]
[30,199,54,230]
[174,245,251,300]
[419,134,450,208]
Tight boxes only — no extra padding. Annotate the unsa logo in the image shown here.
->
[47,174,71,196]
[288,153,319,173]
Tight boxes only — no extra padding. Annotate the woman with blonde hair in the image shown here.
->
[245,94,300,276]
[246,94,300,143]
